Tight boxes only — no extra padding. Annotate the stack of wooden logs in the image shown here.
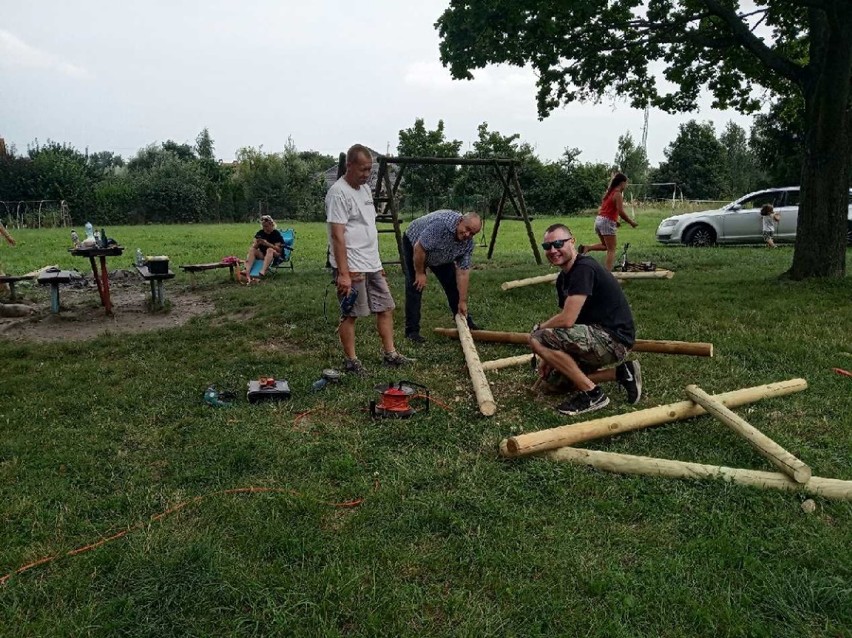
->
[498,378,851,501]
[444,325,848,500]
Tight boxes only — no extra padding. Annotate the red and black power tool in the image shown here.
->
[369,381,430,419]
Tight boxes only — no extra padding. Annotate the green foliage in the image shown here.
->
[614,132,649,196]
[195,128,215,161]
[750,95,806,187]
[453,122,537,214]
[654,120,726,199]
[397,118,462,211]
[92,177,139,225]
[719,121,762,197]
[133,155,207,223]
[231,141,326,221]
[27,141,96,222]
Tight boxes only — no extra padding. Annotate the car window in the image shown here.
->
[737,191,782,210]
[782,190,800,207]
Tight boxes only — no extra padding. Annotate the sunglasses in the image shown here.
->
[541,238,571,250]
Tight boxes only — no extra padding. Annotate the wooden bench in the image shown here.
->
[0,274,36,301]
[180,261,240,288]
[37,270,75,313]
[136,265,175,308]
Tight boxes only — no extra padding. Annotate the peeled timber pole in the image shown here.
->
[501,270,674,290]
[434,328,713,357]
[543,447,851,501]
[500,378,808,457]
[455,314,497,416]
[685,384,812,484]
[482,354,536,372]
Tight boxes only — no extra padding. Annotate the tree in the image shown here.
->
[614,132,649,197]
[719,121,760,198]
[27,141,96,222]
[195,128,215,161]
[453,122,536,214]
[437,1,852,278]
[654,120,726,199]
[750,96,806,187]
[396,118,462,211]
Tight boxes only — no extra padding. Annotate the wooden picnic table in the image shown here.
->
[135,265,175,308]
[69,245,124,314]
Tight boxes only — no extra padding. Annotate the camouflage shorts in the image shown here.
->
[531,324,627,372]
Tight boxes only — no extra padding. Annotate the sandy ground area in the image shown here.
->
[0,269,215,343]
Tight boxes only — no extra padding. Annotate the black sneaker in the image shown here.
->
[616,360,642,404]
[406,332,426,344]
[343,358,369,377]
[556,387,610,416]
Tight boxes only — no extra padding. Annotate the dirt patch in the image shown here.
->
[0,270,215,343]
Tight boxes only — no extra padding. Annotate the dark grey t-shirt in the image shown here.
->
[556,255,635,347]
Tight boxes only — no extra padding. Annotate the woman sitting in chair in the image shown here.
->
[245,215,284,282]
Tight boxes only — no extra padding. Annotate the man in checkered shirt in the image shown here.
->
[402,209,483,343]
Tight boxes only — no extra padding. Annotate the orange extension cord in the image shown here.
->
[1,486,363,587]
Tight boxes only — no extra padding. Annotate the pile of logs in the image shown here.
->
[498,378,851,501]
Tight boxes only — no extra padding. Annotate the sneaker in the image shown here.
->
[382,350,414,368]
[556,387,610,416]
[406,332,426,344]
[540,377,577,396]
[343,358,369,377]
[616,360,642,404]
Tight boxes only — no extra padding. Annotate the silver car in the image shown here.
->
[655,187,852,246]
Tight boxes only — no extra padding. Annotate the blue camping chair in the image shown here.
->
[248,228,295,278]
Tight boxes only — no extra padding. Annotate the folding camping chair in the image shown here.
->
[247,228,295,278]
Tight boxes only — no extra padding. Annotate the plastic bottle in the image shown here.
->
[312,377,328,392]
[84,222,94,240]
[135,249,144,267]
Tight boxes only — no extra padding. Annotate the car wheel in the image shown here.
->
[683,224,717,247]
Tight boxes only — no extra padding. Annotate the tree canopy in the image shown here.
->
[437,0,852,278]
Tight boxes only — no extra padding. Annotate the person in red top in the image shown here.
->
[580,172,637,270]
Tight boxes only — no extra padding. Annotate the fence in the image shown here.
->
[0,200,72,229]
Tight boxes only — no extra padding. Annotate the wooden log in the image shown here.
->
[482,354,537,371]
[501,270,674,290]
[501,378,808,457]
[455,314,497,416]
[501,273,557,291]
[685,384,812,484]
[544,447,851,501]
[433,328,713,357]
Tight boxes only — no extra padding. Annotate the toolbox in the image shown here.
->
[247,379,291,403]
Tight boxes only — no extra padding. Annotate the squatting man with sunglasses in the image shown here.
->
[528,223,642,416]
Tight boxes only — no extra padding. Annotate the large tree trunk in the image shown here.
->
[790,4,852,279]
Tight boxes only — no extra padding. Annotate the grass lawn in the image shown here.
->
[1,211,850,637]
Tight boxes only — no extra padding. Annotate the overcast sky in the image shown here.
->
[1,0,756,167]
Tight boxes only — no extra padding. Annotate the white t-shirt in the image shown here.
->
[325,177,382,272]
[762,213,777,233]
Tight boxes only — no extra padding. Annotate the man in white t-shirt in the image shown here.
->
[326,144,412,375]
